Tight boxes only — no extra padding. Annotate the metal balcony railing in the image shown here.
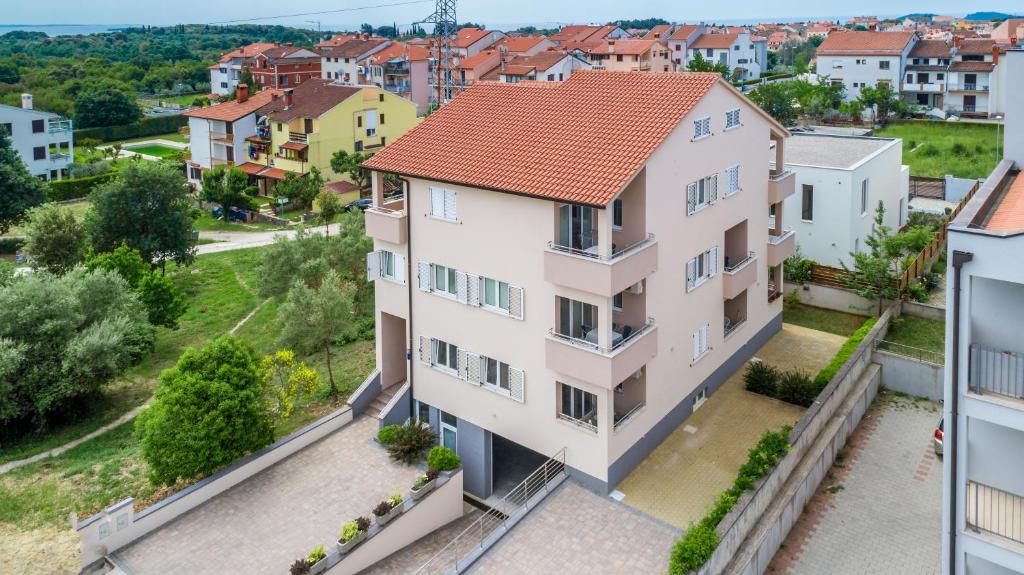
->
[724,316,747,337]
[614,401,645,430]
[548,318,656,356]
[966,480,1024,546]
[288,132,309,144]
[768,229,796,244]
[48,119,72,133]
[547,233,655,261]
[970,344,1024,401]
[951,83,988,92]
[725,251,756,273]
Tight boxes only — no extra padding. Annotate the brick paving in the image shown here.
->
[768,393,942,575]
[468,481,679,575]
[616,324,845,528]
[113,416,421,575]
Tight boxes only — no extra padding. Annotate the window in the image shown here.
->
[379,93,385,102]
[558,298,596,341]
[692,323,710,360]
[440,411,457,451]
[189,166,202,180]
[860,179,869,214]
[416,400,431,424]
[219,67,227,74]
[558,383,597,430]
[879,60,890,70]
[855,59,866,65]
[686,246,718,291]
[612,198,623,229]
[612,292,623,311]
[854,237,860,253]
[801,184,814,221]
[33,146,45,160]
[357,115,363,128]
[429,187,457,220]
[481,356,511,393]
[304,118,313,133]
[547,73,555,81]
[432,339,459,372]
[2,123,11,136]
[367,250,404,283]
[686,173,719,214]
[705,49,713,57]
[693,116,711,139]
[482,277,510,312]
[31,119,44,133]
[734,45,740,51]
[725,108,740,130]
[432,264,458,297]
[616,54,623,62]
[380,113,385,125]
[724,164,740,196]
[365,110,378,136]
[937,73,944,81]
[277,123,283,132]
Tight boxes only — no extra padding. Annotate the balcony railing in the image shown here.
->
[768,283,782,303]
[614,401,645,430]
[545,233,658,297]
[288,132,309,144]
[969,344,1024,402]
[50,153,71,162]
[966,481,1024,546]
[48,119,72,133]
[724,316,747,337]
[768,229,795,245]
[950,83,988,92]
[557,412,598,433]
[548,318,656,356]
[547,233,655,261]
[725,251,756,273]
[767,170,796,204]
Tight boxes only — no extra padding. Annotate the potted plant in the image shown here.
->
[307,543,328,575]
[410,468,440,501]
[289,559,310,575]
[336,516,370,555]
[426,445,462,475]
[373,492,405,526]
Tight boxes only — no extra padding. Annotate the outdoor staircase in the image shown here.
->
[366,383,402,418]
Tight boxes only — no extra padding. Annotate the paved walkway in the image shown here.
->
[196,222,342,255]
[616,324,845,528]
[468,481,679,574]
[113,416,421,575]
[768,392,942,575]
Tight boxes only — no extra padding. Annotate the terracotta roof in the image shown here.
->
[326,180,360,195]
[550,25,596,42]
[511,51,571,71]
[258,46,321,62]
[184,89,283,122]
[259,167,292,180]
[985,174,1024,232]
[236,162,265,175]
[220,43,277,62]
[910,39,951,58]
[317,34,358,47]
[950,61,995,72]
[644,25,674,39]
[455,28,492,49]
[369,42,430,63]
[363,71,736,207]
[281,141,308,151]
[816,31,916,55]
[690,33,738,50]
[669,25,701,41]
[590,38,660,56]
[320,38,389,59]
[958,39,995,55]
[257,79,361,122]
[495,35,548,54]
[457,50,498,70]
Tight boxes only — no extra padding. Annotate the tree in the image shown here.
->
[74,83,141,128]
[329,150,373,189]
[316,189,342,232]
[87,162,196,268]
[86,244,187,328]
[201,165,257,218]
[135,335,274,486]
[748,82,797,126]
[273,167,324,213]
[0,130,45,235]
[277,269,356,397]
[85,243,150,288]
[260,349,320,421]
[21,203,87,274]
[841,201,901,315]
[686,51,730,77]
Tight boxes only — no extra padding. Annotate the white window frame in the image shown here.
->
[860,179,869,215]
[557,382,598,431]
[686,173,719,215]
[439,411,457,451]
[431,264,459,298]
[692,323,711,362]
[432,339,459,373]
[481,277,510,314]
[429,187,457,221]
[724,164,740,197]
[686,246,718,292]
[724,108,741,130]
[481,356,512,396]
[693,116,711,140]
[612,292,623,312]
[365,109,378,137]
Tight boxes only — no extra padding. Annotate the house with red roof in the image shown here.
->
[901,39,951,109]
[248,44,323,91]
[479,51,592,83]
[585,38,672,72]
[454,27,506,58]
[549,24,631,47]
[815,31,918,100]
[209,43,278,96]
[493,35,554,56]
[363,42,432,115]
[686,32,766,80]
[947,39,1004,117]
[666,24,704,70]
[319,34,391,86]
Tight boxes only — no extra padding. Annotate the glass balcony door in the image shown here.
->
[558,297,596,341]
[558,204,597,252]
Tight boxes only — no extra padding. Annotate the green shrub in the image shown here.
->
[73,115,188,143]
[340,520,363,542]
[777,370,817,407]
[427,445,461,471]
[307,543,326,564]
[376,424,401,445]
[668,523,719,574]
[919,144,940,157]
[386,421,436,463]
[0,237,23,254]
[813,317,879,390]
[906,281,929,302]
[951,142,969,156]
[743,361,779,397]
[46,172,117,202]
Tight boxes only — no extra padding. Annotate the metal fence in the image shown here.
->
[967,480,1024,546]
[874,339,944,365]
[970,344,1024,401]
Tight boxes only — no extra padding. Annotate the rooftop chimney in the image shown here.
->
[992,44,1000,65]
[362,32,370,40]
[283,88,294,110]
[21,93,32,110]
[236,83,249,103]
[952,35,962,48]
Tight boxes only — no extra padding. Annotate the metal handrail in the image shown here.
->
[769,169,794,181]
[547,233,655,261]
[368,204,406,217]
[725,251,757,273]
[415,448,567,574]
[548,317,656,355]
[768,229,795,244]
[873,339,944,365]
[966,480,1024,545]
[614,402,645,430]
[724,317,747,337]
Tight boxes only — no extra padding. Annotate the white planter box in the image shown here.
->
[308,556,328,575]
[409,479,437,501]
[336,531,366,555]
[374,504,404,526]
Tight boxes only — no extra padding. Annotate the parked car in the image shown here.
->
[345,198,372,212]
[933,418,943,457]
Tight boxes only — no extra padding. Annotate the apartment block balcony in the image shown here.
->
[767,170,796,204]
[966,480,1024,548]
[545,235,658,298]
[766,230,795,267]
[949,83,989,92]
[723,251,757,300]
[288,132,310,144]
[366,198,407,245]
[47,119,72,134]
[49,153,71,162]
[209,130,232,143]
[969,344,1024,408]
[901,82,944,93]
[546,319,658,390]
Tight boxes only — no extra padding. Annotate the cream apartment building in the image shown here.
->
[361,70,795,498]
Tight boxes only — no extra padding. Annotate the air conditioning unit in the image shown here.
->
[627,282,644,295]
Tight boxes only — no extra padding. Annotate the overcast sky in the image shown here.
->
[2,0,1020,29]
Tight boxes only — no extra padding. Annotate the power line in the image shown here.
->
[207,0,432,26]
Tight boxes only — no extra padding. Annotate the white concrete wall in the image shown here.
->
[0,105,73,180]
[188,117,211,170]
[1004,51,1024,165]
[816,52,908,100]
[686,35,762,79]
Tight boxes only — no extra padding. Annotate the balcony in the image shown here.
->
[288,132,310,144]
[969,344,1024,406]
[209,131,232,143]
[949,83,989,92]
[723,251,757,300]
[901,82,944,93]
[544,235,658,298]
[546,319,658,390]
[48,119,72,134]
[365,199,407,245]
[49,153,71,162]
[767,229,795,267]
[614,374,646,431]
[767,170,796,204]
[966,481,1024,547]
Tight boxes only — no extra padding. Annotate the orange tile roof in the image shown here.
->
[550,25,595,42]
[457,50,498,69]
[362,71,725,207]
[220,43,277,62]
[950,61,995,72]
[816,31,916,55]
[455,27,492,49]
[184,89,283,122]
[958,39,996,55]
[669,25,701,41]
[690,33,739,49]
[644,25,674,40]
[257,79,361,122]
[589,38,660,56]
[496,35,548,54]
[236,162,265,175]
[317,34,358,47]
[909,39,951,58]
[319,38,390,59]
[985,175,1024,232]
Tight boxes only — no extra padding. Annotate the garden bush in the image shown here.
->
[919,144,940,157]
[906,281,929,302]
[0,238,22,254]
[73,114,187,143]
[668,523,718,574]
[385,421,436,463]
[69,161,112,179]
[776,370,817,407]
[427,445,461,471]
[376,424,401,445]
[46,172,117,202]
[743,361,779,396]
[813,317,879,391]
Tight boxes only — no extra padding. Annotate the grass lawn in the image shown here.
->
[874,121,999,179]
[878,315,945,362]
[783,301,871,337]
[123,144,184,159]
[142,93,206,107]
[106,132,189,146]
[192,211,287,232]
[1,200,92,238]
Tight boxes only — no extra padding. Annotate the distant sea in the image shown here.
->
[0,24,135,37]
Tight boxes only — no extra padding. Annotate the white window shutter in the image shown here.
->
[692,330,700,359]
[465,352,481,383]
[686,257,696,291]
[444,189,457,220]
[419,335,432,364]
[733,165,741,194]
[686,182,697,214]
[457,349,474,381]
[366,250,381,282]
[456,271,469,304]
[701,324,709,353]
[709,246,719,276]
[508,285,524,320]
[466,274,481,306]
[394,253,406,284]
[709,174,719,204]
[509,367,525,403]
[417,261,432,291]
[430,188,444,217]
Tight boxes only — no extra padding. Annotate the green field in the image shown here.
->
[783,301,871,337]
[874,121,999,179]
[124,144,184,159]
[878,315,945,362]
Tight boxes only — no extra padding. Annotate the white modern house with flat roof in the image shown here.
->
[816,31,918,101]
[781,133,909,267]
[942,47,1024,575]
[0,94,73,181]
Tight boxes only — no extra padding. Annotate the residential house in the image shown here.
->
[209,43,277,96]
[238,79,418,195]
[643,25,675,41]
[902,39,951,109]
[947,39,1002,118]
[781,134,909,267]
[990,18,1024,42]
[687,33,765,80]
[493,35,554,56]
[805,23,832,39]
[360,70,794,498]
[667,24,704,70]
[587,38,673,72]
[0,93,73,181]
[248,44,322,91]
[479,51,592,83]
[942,46,1024,575]
[815,31,918,100]
[454,27,505,58]
[454,50,502,92]
[549,24,631,47]
[320,35,391,85]
[363,43,432,115]
[183,84,280,189]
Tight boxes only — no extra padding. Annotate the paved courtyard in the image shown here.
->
[616,324,845,528]
[468,481,679,574]
[768,392,942,575]
[113,416,421,574]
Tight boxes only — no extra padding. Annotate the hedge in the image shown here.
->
[73,115,188,143]
[668,426,792,574]
[813,317,879,391]
[0,237,24,254]
[46,172,117,202]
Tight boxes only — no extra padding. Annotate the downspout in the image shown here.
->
[948,249,972,574]
[398,175,415,420]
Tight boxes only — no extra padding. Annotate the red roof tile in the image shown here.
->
[816,31,916,55]
[319,38,390,59]
[219,43,278,62]
[690,33,739,49]
[495,35,549,54]
[236,162,265,175]
[455,28,492,49]
[589,38,660,56]
[958,39,996,55]
[184,89,283,122]
[644,25,674,40]
[985,174,1024,232]
[909,39,951,58]
[363,71,731,207]
[950,61,995,72]
[257,79,361,122]
[456,50,498,70]
[669,25,701,41]
[326,180,360,195]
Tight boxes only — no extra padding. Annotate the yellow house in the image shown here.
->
[239,78,419,201]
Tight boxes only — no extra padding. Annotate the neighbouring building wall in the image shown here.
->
[817,52,909,100]
[409,60,430,115]
[1004,50,1024,165]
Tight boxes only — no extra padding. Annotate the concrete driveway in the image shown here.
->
[196,222,343,255]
